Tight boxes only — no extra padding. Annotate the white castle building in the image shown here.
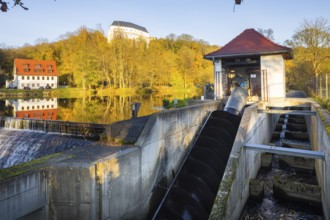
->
[107,20,150,44]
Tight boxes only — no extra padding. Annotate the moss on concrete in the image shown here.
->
[316,107,330,136]
[209,157,239,220]
[0,153,61,181]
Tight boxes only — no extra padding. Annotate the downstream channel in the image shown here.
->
[240,106,324,219]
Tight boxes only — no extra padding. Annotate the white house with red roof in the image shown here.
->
[6,59,58,90]
[204,28,293,101]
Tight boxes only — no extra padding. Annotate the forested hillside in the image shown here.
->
[0,27,218,91]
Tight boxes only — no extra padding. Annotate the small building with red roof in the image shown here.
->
[204,28,293,101]
[6,59,58,90]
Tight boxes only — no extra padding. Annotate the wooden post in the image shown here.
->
[326,74,328,99]
[320,75,322,98]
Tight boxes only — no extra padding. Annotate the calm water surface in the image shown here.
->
[0,94,184,124]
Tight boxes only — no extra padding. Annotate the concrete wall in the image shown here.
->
[209,103,277,219]
[134,100,223,218]
[307,102,330,220]
[0,100,222,220]
[261,55,286,99]
[0,171,47,220]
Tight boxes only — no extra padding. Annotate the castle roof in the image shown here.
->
[111,20,149,33]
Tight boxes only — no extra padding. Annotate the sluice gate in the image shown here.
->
[152,87,247,220]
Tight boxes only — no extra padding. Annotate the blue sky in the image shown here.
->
[1,0,329,47]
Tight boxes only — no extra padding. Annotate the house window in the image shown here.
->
[37,83,40,87]
[21,107,24,110]
[21,83,25,87]
[32,76,35,80]
[51,77,54,80]
[42,77,44,80]
[23,64,29,72]
[32,106,35,110]
[32,83,35,87]
[47,77,49,80]
[51,83,54,87]
[27,76,30,80]
[22,76,25,80]
[27,83,30,87]
[27,106,30,110]
[37,76,40,80]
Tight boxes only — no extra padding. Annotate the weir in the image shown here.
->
[0,96,330,220]
[0,116,107,140]
[0,117,107,168]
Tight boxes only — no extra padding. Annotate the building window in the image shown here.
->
[21,83,25,87]
[51,83,54,87]
[32,76,35,80]
[27,83,30,87]
[32,106,35,110]
[27,106,30,110]
[42,77,44,80]
[27,76,30,80]
[37,76,40,80]
[22,107,24,110]
[47,77,49,80]
[22,76,25,80]
[51,77,54,80]
[32,83,35,87]
[37,83,40,87]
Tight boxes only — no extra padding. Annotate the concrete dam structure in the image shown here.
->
[0,94,330,219]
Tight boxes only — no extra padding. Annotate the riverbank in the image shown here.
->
[0,86,200,99]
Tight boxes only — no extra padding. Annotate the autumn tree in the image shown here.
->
[1,27,215,94]
[286,17,330,92]
[0,0,28,12]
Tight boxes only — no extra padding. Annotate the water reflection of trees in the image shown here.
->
[57,95,165,124]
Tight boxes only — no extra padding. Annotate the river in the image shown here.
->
[0,94,185,124]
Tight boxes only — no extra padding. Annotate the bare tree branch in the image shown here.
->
[0,0,28,12]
